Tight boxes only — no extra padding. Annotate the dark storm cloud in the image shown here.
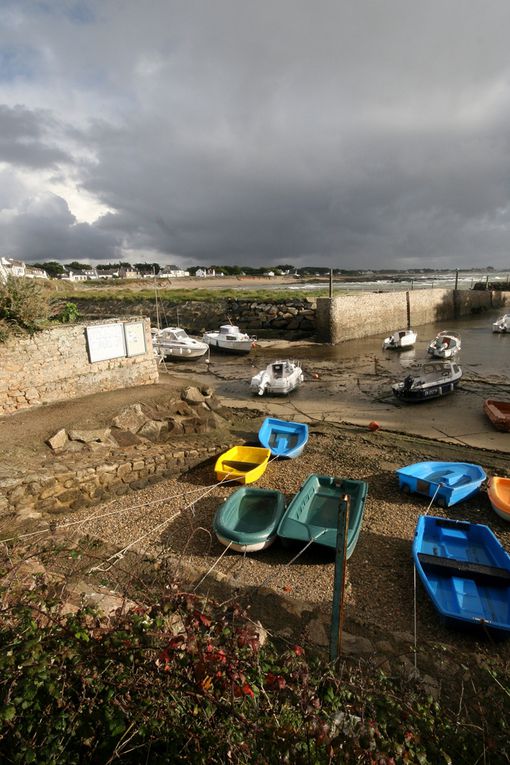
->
[0,105,71,169]
[3,1,510,267]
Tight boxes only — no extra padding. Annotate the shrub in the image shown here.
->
[0,275,50,336]
[52,301,80,323]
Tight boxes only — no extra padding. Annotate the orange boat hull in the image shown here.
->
[483,399,510,432]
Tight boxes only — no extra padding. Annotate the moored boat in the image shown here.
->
[151,326,209,360]
[413,515,510,634]
[203,324,256,354]
[487,476,510,522]
[277,474,368,558]
[427,331,461,358]
[214,445,271,484]
[492,314,510,333]
[382,328,417,350]
[483,399,510,432]
[250,360,304,396]
[258,417,309,459]
[396,460,486,507]
[392,361,462,402]
[213,486,286,552]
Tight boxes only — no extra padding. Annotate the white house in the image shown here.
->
[158,266,190,278]
[1,257,26,277]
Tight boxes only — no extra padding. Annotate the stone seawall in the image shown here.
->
[72,297,316,339]
[0,318,159,416]
[316,289,510,343]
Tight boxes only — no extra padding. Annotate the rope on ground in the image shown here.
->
[192,540,233,592]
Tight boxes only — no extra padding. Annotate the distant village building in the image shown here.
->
[118,267,141,279]
[24,266,49,279]
[60,268,89,282]
[158,266,190,278]
[195,268,216,278]
[1,257,26,277]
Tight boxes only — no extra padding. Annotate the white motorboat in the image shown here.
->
[427,330,461,358]
[151,327,209,360]
[392,361,462,402]
[492,314,510,333]
[250,360,304,396]
[203,324,256,354]
[382,328,417,350]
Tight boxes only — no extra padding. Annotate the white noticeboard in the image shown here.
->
[86,323,126,363]
[124,321,146,357]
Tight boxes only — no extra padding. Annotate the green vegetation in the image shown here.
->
[58,287,330,303]
[0,275,51,337]
[1,540,508,764]
[52,301,81,323]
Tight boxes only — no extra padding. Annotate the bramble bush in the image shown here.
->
[0,275,50,336]
[1,570,509,765]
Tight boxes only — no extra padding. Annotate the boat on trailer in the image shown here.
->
[427,331,461,358]
[487,476,510,522]
[203,324,256,354]
[382,328,417,350]
[213,487,286,552]
[413,515,510,634]
[214,445,271,484]
[151,327,209,360]
[392,361,462,402]
[250,360,304,396]
[492,314,510,333]
[396,460,486,507]
[257,417,309,459]
[483,399,510,432]
[277,474,368,559]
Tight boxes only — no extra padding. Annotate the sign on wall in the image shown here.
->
[86,323,126,363]
[124,321,147,357]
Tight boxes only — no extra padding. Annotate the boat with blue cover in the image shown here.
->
[258,417,309,459]
[396,461,486,507]
[277,474,368,559]
[413,515,510,634]
[213,486,286,552]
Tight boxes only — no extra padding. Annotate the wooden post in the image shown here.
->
[329,268,333,298]
[454,269,459,290]
[330,494,350,662]
[406,291,411,329]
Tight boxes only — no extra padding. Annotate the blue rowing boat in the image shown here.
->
[277,474,368,558]
[413,515,510,634]
[396,461,486,507]
[257,417,309,459]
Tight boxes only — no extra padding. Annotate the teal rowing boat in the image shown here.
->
[277,474,368,558]
[213,486,286,553]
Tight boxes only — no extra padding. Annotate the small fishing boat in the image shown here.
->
[213,486,286,552]
[483,399,510,432]
[396,460,486,507]
[392,361,462,402]
[427,331,461,358]
[413,515,510,634]
[203,324,256,354]
[257,417,309,459]
[487,476,510,522]
[277,474,368,558]
[151,327,209,360]
[250,360,304,396]
[214,445,271,484]
[382,328,417,350]
[492,314,510,333]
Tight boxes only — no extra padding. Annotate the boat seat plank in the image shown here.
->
[222,460,260,472]
[418,553,510,584]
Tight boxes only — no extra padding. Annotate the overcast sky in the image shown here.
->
[1,1,510,269]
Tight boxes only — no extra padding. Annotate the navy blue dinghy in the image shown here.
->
[258,417,309,459]
[396,461,486,507]
[413,515,510,634]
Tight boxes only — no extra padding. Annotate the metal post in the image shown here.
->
[329,268,333,298]
[406,291,411,330]
[454,269,459,290]
[330,494,350,662]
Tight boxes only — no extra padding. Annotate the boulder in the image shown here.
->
[112,403,149,433]
[138,419,168,442]
[47,429,68,451]
[110,428,144,447]
[182,386,205,404]
[68,428,112,443]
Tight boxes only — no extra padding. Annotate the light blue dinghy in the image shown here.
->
[396,461,486,508]
[213,486,286,553]
[258,417,309,459]
[413,515,510,634]
[277,474,368,559]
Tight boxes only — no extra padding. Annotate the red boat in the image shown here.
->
[484,399,510,432]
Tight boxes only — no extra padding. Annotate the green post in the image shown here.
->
[330,494,350,662]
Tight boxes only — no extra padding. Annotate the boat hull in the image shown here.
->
[413,515,510,633]
[277,473,368,558]
[393,379,460,402]
[213,487,286,552]
[204,337,253,354]
[396,461,486,507]
[214,445,271,484]
[258,417,309,459]
[483,399,510,432]
[488,477,510,522]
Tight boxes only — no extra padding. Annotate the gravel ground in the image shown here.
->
[55,419,510,656]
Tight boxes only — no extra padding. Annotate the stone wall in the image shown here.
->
[0,318,159,416]
[316,289,510,343]
[73,297,316,339]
